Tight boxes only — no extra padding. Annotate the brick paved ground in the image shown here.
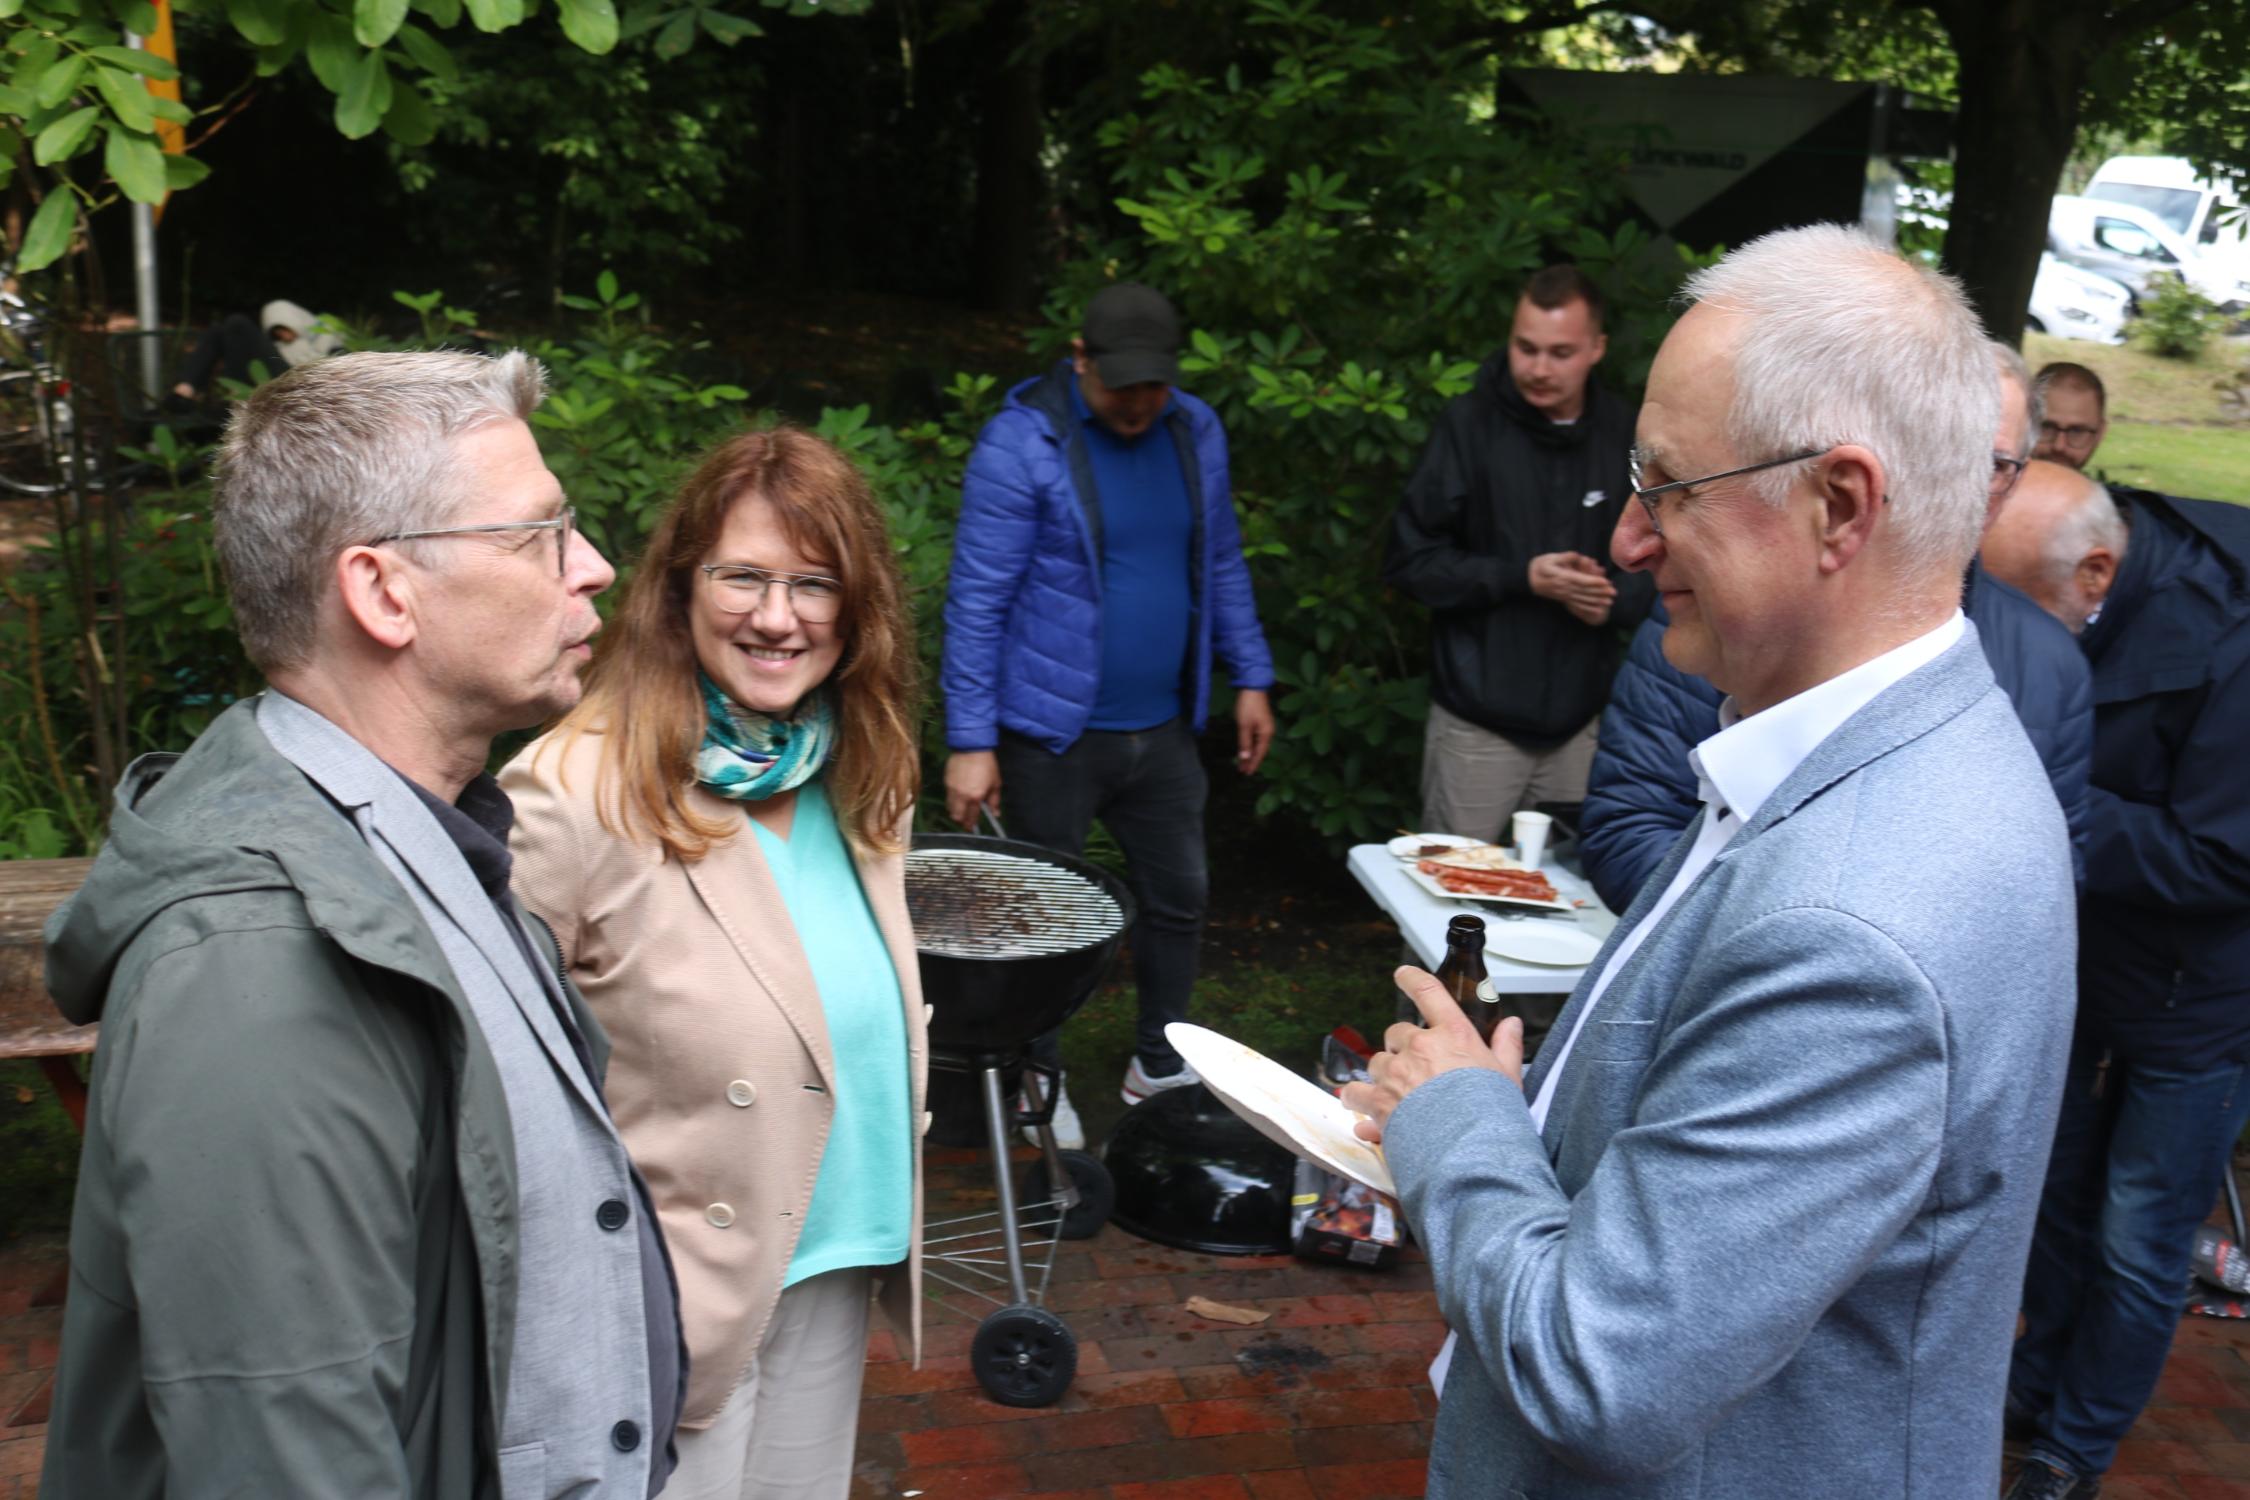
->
[10,1151,2250,1498]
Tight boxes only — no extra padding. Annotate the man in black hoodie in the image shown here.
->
[1386,265,1652,843]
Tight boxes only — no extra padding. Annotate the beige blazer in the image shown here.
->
[500,727,927,1430]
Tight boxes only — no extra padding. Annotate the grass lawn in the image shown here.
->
[2096,422,2250,504]
[2023,330,2246,424]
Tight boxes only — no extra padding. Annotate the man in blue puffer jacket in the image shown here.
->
[942,284,1276,1135]
[1582,340,2093,910]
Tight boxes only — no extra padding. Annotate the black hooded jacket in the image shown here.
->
[1384,352,1653,747]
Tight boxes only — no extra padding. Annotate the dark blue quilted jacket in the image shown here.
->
[1580,562,2094,911]
[942,363,1274,753]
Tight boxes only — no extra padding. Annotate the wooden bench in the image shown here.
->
[0,857,98,1129]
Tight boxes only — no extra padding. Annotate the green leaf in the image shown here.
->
[16,187,75,272]
[461,0,522,32]
[34,55,85,109]
[596,267,618,303]
[0,83,29,113]
[334,50,391,137]
[698,8,759,42]
[393,24,457,83]
[379,78,433,144]
[354,0,408,46]
[33,104,99,163]
[89,44,174,79]
[304,13,356,92]
[161,152,209,189]
[104,122,165,202]
[223,0,285,45]
[148,94,188,123]
[93,65,155,131]
[558,0,616,52]
[652,8,693,56]
[118,0,157,34]
[0,0,24,20]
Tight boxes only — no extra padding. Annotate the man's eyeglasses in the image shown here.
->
[1991,452,2028,501]
[2039,421,2102,447]
[370,505,577,577]
[1626,448,1825,537]
[700,565,845,623]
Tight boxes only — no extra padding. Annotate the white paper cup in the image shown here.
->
[1512,810,1552,869]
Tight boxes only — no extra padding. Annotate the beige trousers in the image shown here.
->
[666,1266,874,1500]
[1418,701,1600,845]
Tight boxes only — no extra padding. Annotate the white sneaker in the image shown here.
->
[1020,1078,1085,1151]
[1121,1055,1202,1106]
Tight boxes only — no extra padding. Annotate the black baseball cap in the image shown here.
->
[1081,283,1180,388]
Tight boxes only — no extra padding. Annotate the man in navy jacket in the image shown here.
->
[1581,343,2093,909]
[1983,473,2250,1500]
[942,284,1276,1133]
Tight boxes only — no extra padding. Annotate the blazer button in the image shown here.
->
[727,1079,757,1107]
[707,1203,736,1228]
[595,1198,630,1231]
[611,1419,640,1453]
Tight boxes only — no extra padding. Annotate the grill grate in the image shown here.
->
[906,848,1126,960]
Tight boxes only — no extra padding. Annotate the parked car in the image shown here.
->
[2049,195,2250,312]
[2085,155,2248,277]
[2027,253,2132,344]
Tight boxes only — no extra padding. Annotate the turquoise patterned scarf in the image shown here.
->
[693,671,836,801]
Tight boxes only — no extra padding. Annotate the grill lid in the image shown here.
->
[905,847,1126,960]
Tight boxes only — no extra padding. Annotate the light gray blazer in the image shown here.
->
[1387,628,2076,1499]
[260,694,664,1500]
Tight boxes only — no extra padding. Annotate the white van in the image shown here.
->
[2049,195,2250,311]
[2085,156,2248,272]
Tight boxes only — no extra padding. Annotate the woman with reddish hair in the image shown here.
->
[504,425,925,1498]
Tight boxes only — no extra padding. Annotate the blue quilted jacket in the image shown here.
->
[1580,562,2093,911]
[942,363,1274,753]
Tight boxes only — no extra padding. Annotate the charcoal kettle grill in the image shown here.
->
[905,828,1135,1407]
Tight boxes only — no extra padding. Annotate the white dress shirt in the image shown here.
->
[1525,610,1967,1132]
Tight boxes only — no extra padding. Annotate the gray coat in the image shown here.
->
[39,698,649,1499]
[1387,630,2076,1498]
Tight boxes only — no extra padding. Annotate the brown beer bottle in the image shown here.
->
[1398,914,1495,1029]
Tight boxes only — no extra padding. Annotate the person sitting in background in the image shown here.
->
[504,426,927,1499]
[1580,337,2093,910]
[1980,461,2126,634]
[1980,471,2250,1500]
[171,298,341,400]
[2032,361,2108,471]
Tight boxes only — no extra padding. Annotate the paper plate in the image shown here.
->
[1386,832,1478,860]
[1487,922,1604,968]
[1165,1022,1395,1197]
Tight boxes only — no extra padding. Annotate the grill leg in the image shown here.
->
[1018,1067,1078,1212]
[980,1065,1032,1304]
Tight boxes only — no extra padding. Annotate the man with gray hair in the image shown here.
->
[1982,459,2127,634]
[1343,225,2075,1497]
[1982,465,2250,1500]
[40,351,686,1498]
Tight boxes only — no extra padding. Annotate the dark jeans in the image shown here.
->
[998,720,1208,1075]
[2010,1034,2250,1476]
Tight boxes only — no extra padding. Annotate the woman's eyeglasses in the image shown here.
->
[700,565,844,622]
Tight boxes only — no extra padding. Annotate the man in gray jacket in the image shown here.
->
[1345,226,2076,1498]
[41,351,685,1498]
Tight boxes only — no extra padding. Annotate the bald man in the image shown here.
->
[1981,461,2125,634]
[1987,474,2250,1499]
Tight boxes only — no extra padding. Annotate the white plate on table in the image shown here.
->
[1487,923,1603,968]
[1165,1022,1395,1197]
[1401,860,1575,914]
[1386,832,1479,860]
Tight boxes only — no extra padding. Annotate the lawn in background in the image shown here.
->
[2022,330,2248,504]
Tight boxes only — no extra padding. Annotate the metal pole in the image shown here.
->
[978,1065,1031,1303]
[126,30,162,403]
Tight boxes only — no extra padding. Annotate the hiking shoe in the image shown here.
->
[1020,1080,1084,1151]
[2004,1457,2100,1500]
[1122,1054,1202,1106]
